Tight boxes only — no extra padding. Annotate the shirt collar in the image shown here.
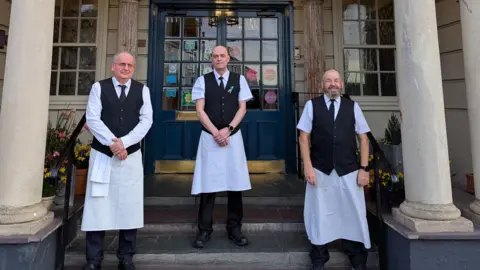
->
[323,94,341,104]
[213,69,230,82]
[112,76,131,88]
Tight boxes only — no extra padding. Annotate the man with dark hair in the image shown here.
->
[297,69,371,270]
[190,45,253,249]
[81,51,153,270]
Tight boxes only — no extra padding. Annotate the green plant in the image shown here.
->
[384,113,401,145]
[74,143,91,169]
[42,178,56,197]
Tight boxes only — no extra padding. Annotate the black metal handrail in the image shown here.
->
[49,113,86,270]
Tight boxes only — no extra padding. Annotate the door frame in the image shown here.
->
[144,0,297,174]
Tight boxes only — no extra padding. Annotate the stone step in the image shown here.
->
[66,266,379,270]
[65,232,378,269]
[77,205,306,233]
[144,195,305,206]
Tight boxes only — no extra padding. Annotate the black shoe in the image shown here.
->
[83,263,101,270]
[311,263,325,270]
[192,231,211,248]
[227,229,248,246]
[118,262,136,270]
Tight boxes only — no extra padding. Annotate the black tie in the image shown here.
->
[219,76,225,90]
[329,99,335,121]
[119,84,127,102]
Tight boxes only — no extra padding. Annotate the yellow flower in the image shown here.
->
[398,172,404,178]
[59,167,66,173]
[61,176,67,184]
[44,168,48,173]
[44,172,50,178]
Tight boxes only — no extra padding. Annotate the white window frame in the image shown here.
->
[332,0,399,111]
[49,0,109,110]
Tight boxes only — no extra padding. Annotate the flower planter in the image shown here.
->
[75,168,88,195]
[466,173,475,195]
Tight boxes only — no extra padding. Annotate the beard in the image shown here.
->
[324,86,341,97]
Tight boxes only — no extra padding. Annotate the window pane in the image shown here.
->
[262,18,278,39]
[180,88,195,110]
[362,49,377,71]
[55,0,61,17]
[165,17,181,37]
[247,88,261,110]
[362,73,379,96]
[361,20,377,45]
[53,19,60,42]
[182,63,198,86]
[244,64,260,86]
[244,18,260,39]
[164,63,179,86]
[343,3,366,20]
[227,17,242,38]
[165,40,180,61]
[79,47,96,69]
[162,87,179,110]
[262,41,277,62]
[245,41,260,62]
[379,22,395,45]
[228,64,243,75]
[359,0,376,20]
[183,40,199,61]
[59,72,77,95]
[61,19,78,43]
[381,73,397,96]
[200,40,216,61]
[344,49,361,72]
[52,47,59,70]
[184,17,199,38]
[78,72,95,95]
[262,64,278,86]
[200,63,213,75]
[200,17,217,38]
[263,89,278,110]
[80,19,97,43]
[343,21,360,45]
[344,72,361,95]
[61,47,78,69]
[378,1,394,20]
[81,0,98,17]
[50,72,57,95]
[63,0,80,17]
[379,49,395,71]
[227,40,242,62]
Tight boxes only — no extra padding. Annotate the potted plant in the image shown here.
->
[379,113,403,173]
[42,168,56,210]
[74,143,91,195]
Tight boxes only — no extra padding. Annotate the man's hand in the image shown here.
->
[304,165,316,185]
[357,169,369,186]
[116,149,128,161]
[214,127,230,147]
[110,138,124,155]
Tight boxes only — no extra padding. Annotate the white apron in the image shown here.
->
[191,130,251,195]
[81,149,144,231]
[304,168,371,249]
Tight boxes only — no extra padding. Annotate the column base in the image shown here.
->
[0,201,49,224]
[393,208,473,232]
[469,198,480,215]
[0,211,54,236]
[399,200,461,220]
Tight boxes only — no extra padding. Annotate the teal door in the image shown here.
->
[146,8,294,173]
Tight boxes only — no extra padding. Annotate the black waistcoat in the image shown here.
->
[202,71,241,135]
[310,95,359,176]
[90,78,144,157]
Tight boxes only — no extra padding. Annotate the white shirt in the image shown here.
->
[86,77,153,148]
[296,94,370,135]
[191,69,253,102]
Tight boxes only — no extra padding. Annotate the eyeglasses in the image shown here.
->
[114,62,135,68]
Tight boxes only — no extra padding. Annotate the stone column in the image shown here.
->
[303,0,325,99]
[392,0,473,232]
[117,0,139,57]
[460,1,480,222]
[0,0,55,235]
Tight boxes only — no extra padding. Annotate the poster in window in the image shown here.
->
[181,90,195,107]
[262,65,277,86]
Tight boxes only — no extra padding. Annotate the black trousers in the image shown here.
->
[310,239,368,268]
[197,191,243,233]
[85,229,137,265]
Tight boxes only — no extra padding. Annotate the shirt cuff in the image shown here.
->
[120,135,132,149]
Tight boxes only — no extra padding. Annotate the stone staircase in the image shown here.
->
[64,174,379,269]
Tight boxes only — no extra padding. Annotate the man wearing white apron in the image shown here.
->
[191,46,253,248]
[297,69,371,270]
[81,52,153,270]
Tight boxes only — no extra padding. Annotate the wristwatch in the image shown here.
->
[228,125,235,132]
[359,166,369,171]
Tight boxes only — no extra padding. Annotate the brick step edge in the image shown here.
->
[65,251,379,268]
[76,222,306,234]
